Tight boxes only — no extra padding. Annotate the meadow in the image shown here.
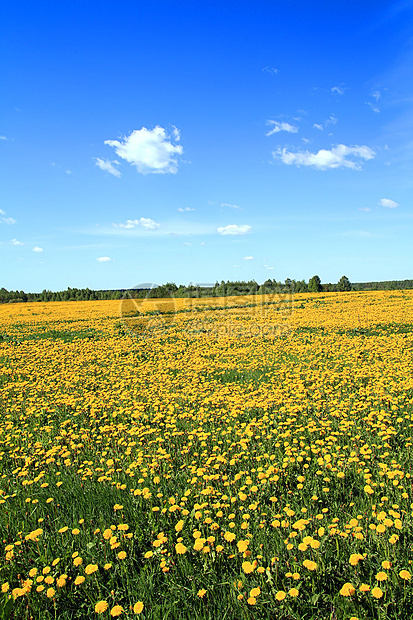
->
[1,290,413,619]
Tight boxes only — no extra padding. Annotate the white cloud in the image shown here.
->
[113,217,160,230]
[0,135,7,141]
[358,207,371,212]
[97,256,112,262]
[221,203,242,209]
[1,216,16,224]
[0,209,5,215]
[178,207,195,212]
[95,158,121,178]
[313,123,324,130]
[379,198,399,208]
[274,144,375,170]
[11,239,23,246]
[325,114,337,126]
[263,66,279,75]
[371,91,381,101]
[243,256,254,260]
[366,102,380,113]
[217,224,252,236]
[104,126,183,174]
[266,121,298,136]
[32,246,43,253]
[331,86,344,95]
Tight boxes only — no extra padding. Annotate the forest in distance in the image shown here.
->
[1,276,413,304]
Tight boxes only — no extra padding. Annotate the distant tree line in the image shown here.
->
[1,276,413,303]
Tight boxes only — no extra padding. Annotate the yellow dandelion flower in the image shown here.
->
[95,601,109,614]
[275,591,286,601]
[197,589,207,598]
[399,570,411,580]
[110,605,123,616]
[133,601,144,614]
[371,586,383,599]
[340,583,355,597]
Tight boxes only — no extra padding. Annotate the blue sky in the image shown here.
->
[1,0,412,291]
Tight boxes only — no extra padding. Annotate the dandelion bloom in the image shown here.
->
[74,576,85,585]
[1,583,9,593]
[237,540,249,553]
[197,589,206,598]
[340,583,355,597]
[382,561,391,569]
[72,528,80,535]
[289,588,299,597]
[247,597,256,605]
[175,520,184,532]
[56,576,67,587]
[375,572,387,582]
[175,543,187,555]
[46,588,55,598]
[371,587,383,599]
[399,570,411,580]
[133,601,144,613]
[303,559,317,571]
[95,601,108,614]
[224,532,236,542]
[242,561,254,574]
[349,554,363,566]
[117,551,127,560]
[250,587,260,597]
[275,591,286,601]
[103,529,112,540]
[111,605,124,616]
[113,505,124,511]
[73,557,83,566]
[359,584,370,592]
[144,551,153,559]
[85,564,99,575]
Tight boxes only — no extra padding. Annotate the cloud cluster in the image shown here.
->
[97,256,112,263]
[95,158,121,178]
[0,209,16,225]
[32,246,43,253]
[104,126,183,175]
[266,121,298,136]
[113,217,160,230]
[379,198,399,208]
[217,224,252,236]
[274,144,375,170]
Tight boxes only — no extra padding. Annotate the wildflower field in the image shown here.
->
[1,290,413,620]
